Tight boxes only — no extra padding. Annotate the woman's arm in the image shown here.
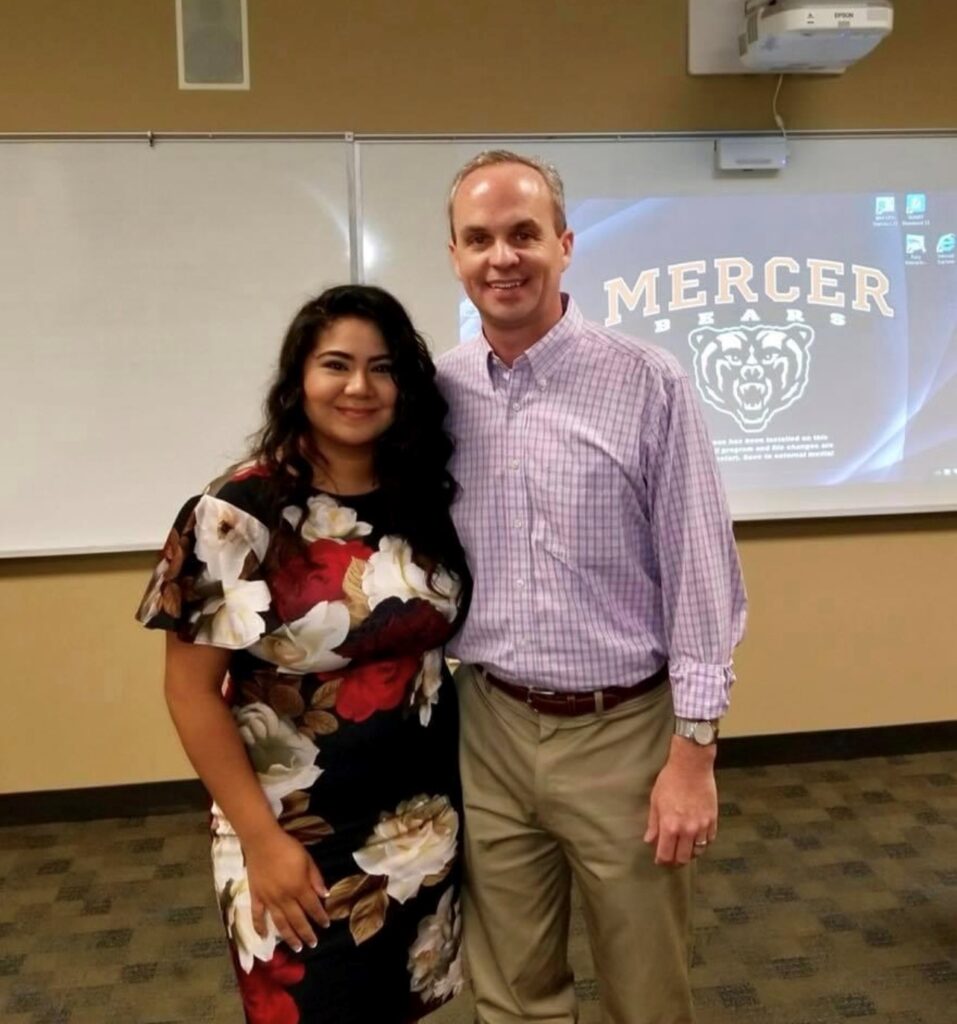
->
[164,633,330,951]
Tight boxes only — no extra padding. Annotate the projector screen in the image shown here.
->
[460,188,957,518]
[360,135,957,520]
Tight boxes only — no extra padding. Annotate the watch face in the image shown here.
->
[692,721,716,745]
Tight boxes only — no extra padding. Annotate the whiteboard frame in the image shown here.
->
[1,130,955,555]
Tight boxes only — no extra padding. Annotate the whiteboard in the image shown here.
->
[0,139,352,556]
[3,134,956,554]
[358,135,957,520]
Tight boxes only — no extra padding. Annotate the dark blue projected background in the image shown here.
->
[460,190,957,518]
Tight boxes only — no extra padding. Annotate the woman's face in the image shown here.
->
[302,317,398,458]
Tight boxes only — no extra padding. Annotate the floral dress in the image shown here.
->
[136,467,466,1024]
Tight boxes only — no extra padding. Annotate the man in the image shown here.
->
[436,150,747,1024]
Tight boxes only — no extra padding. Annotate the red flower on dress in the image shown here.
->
[269,538,373,622]
[334,655,421,722]
[335,597,453,661]
[230,463,271,482]
[233,946,305,1024]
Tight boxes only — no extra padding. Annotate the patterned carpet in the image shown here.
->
[1,750,954,1023]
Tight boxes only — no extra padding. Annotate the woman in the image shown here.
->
[136,285,471,1024]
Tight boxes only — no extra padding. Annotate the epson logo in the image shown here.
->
[833,11,857,18]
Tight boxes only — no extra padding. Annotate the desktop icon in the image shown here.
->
[874,196,895,216]
[906,234,926,256]
[905,193,927,218]
[936,233,956,255]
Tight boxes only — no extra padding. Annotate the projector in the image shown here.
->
[739,0,894,73]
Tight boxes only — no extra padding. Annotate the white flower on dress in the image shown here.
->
[211,834,280,972]
[353,794,459,904]
[138,527,188,624]
[194,580,271,648]
[138,557,169,622]
[285,493,373,543]
[362,537,459,621]
[209,800,236,838]
[408,888,464,1003]
[234,702,322,814]
[411,649,444,727]
[252,600,351,674]
[194,495,270,582]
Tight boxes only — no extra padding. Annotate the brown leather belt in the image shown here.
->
[480,663,668,717]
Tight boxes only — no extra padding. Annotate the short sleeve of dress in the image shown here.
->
[135,473,274,650]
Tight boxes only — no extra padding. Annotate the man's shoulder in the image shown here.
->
[435,338,484,384]
[579,316,687,386]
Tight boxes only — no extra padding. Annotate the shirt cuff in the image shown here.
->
[669,657,735,720]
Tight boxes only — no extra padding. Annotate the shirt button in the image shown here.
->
[538,379,547,390]
[513,518,523,529]
[516,578,526,588]
[511,402,521,411]
[509,459,520,470]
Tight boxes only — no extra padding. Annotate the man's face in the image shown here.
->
[449,163,573,339]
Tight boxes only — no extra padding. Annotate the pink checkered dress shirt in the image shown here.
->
[436,296,747,720]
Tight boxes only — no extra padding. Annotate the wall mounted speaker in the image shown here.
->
[176,0,249,89]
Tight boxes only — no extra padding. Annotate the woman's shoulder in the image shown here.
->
[200,461,276,524]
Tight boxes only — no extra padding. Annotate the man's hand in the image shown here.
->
[245,828,330,952]
[644,735,718,867]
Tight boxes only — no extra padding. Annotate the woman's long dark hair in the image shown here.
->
[248,285,470,623]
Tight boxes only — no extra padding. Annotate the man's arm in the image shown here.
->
[641,371,747,866]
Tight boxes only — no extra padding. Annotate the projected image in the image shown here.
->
[459,190,957,512]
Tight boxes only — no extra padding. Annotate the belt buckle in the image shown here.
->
[525,685,556,707]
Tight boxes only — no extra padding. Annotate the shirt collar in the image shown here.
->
[480,294,581,387]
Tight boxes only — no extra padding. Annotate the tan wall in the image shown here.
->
[2,1,956,794]
[3,1,956,133]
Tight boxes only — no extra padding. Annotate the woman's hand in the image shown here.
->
[244,828,331,952]
[163,637,330,951]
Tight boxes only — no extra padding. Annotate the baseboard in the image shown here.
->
[1,721,954,826]
[716,719,956,769]
[0,779,207,826]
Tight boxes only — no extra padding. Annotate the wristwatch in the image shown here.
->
[674,718,719,746]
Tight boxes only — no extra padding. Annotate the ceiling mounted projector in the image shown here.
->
[739,0,894,73]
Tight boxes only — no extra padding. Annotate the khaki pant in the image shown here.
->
[457,664,695,1024]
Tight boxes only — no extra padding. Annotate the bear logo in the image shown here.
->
[688,323,814,434]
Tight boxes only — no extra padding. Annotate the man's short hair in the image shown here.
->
[447,150,567,239]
